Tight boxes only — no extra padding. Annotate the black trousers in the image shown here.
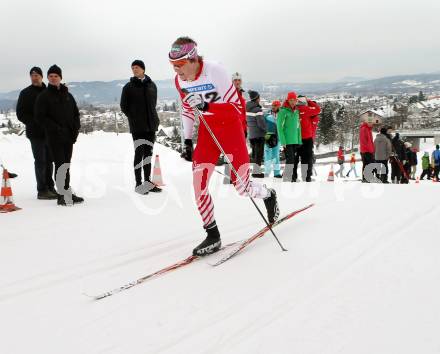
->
[29,138,55,192]
[283,144,298,182]
[294,138,313,180]
[420,169,431,180]
[132,132,156,186]
[249,137,265,174]
[48,141,73,191]
[390,158,401,182]
[361,152,374,182]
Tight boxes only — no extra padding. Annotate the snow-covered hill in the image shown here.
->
[1,132,440,354]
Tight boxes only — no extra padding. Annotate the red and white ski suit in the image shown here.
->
[175,61,269,227]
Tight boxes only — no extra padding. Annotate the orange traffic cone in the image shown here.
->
[151,155,165,186]
[0,167,21,213]
[327,164,335,182]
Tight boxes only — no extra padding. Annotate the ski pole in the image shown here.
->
[182,90,287,252]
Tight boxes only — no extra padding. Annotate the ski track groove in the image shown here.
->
[203,204,440,354]
[150,203,435,354]
[0,221,256,302]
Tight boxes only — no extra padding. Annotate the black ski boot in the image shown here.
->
[264,188,279,224]
[193,222,222,256]
[57,194,73,206]
[72,194,84,204]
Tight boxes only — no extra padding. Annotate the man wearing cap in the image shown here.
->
[246,90,266,178]
[277,92,302,182]
[169,36,279,256]
[120,60,161,194]
[17,67,57,200]
[35,65,83,206]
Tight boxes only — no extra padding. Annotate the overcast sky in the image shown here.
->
[1,0,439,92]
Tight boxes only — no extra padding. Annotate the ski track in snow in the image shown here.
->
[148,204,437,354]
[2,133,440,354]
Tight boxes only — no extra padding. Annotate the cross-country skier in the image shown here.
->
[168,36,279,256]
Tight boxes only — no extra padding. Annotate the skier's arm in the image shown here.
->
[175,78,196,140]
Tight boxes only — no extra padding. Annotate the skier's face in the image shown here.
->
[172,60,198,81]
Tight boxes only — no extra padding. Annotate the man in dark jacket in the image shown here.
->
[16,67,57,200]
[246,90,266,178]
[120,60,161,194]
[35,65,83,206]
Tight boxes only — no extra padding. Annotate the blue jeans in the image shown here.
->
[264,143,281,177]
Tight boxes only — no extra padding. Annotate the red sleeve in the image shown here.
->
[306,100,321,115]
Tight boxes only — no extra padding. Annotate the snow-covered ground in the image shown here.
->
[1,132,440,354]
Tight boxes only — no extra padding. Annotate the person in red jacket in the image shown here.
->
[359,117,375,182]
[294,95,321,182]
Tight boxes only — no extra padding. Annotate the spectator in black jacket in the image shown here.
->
[120,60,161,194]
[16,67,57,200]
[35,65,83,206]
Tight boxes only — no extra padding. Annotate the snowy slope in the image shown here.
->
[1,132,440,354]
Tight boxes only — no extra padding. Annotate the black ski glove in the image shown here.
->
[183,139,193,162]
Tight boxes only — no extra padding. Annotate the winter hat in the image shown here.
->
[286,91,298,100]
[47,65,62,79]
[29,66,43,77]
[248,90,260,101]
[131,60,145,71]
[232,72,242,81]
[272,100,281,107]
[380,127,387,134]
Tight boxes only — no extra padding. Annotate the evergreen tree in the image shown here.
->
[334,105,347,146]
[418,90,426,102]
[409,95,418,104]
[317,102,336,145]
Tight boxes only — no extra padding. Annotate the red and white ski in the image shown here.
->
[85,203,314,300]
[209,203,315,266]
